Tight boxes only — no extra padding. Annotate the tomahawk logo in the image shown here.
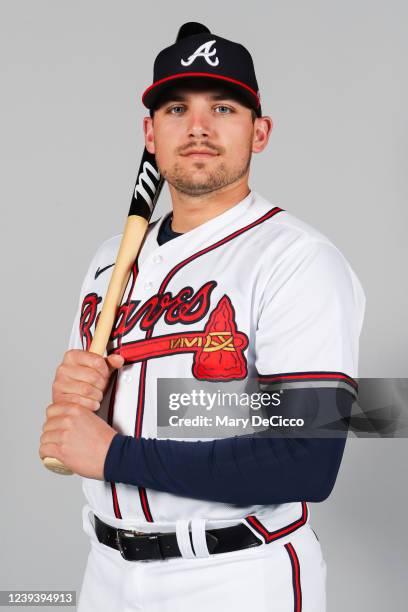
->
[181,40,220,67]
[134,161,161,211]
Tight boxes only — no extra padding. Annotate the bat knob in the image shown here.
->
[42,456,73,476]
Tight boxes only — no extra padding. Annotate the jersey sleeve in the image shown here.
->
[254,238,366,394]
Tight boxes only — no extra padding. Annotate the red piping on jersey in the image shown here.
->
[106,371,122,519]
[158,206,283,292]
[142,72,260,108]
[245,501,308,543]
[285,542,303,611]
[138,488,153,523]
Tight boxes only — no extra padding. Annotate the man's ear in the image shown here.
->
[143,116,155,154]
[252,116,273,154]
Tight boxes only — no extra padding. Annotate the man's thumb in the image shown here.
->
[106,353,125,373]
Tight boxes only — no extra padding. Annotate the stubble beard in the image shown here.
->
[161,148,252,197]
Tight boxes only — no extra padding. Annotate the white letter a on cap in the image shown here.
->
[181,40,219,67]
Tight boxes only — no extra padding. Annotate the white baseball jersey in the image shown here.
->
[68,190,365,541]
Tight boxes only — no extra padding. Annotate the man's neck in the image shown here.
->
[169,179,251,233]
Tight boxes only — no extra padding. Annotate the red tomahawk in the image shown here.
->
[112,295,248,380]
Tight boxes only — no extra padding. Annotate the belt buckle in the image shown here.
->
[116,529,163,561]
[116,528,143,557]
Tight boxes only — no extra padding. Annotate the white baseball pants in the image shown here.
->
[77,515,326,612]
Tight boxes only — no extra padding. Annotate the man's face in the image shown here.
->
[144,84,266,197]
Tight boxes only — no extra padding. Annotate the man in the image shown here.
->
[39,23,365,612]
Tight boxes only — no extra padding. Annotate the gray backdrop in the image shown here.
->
[1,0,407,609]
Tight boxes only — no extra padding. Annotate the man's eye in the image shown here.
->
[215,105,233,114]
[168,106,185,114]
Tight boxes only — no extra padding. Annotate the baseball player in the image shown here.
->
[39,23,366,612]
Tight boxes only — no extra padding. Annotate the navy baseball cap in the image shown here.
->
[142,23,262,117]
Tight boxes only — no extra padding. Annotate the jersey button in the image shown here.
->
[122,373,132,384]
[144,281,154,291]
[153,254,163,264]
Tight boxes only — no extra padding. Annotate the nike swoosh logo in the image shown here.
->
[94,263,115,280]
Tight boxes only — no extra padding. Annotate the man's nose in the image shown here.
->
[187,111,212,138]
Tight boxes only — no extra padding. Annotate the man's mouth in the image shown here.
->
[180,149,219,158]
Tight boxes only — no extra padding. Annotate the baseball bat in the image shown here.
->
[42,22,209,475]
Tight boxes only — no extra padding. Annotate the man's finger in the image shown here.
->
[40,428,64,445]
[106,354,125,374]
[53,378,104,402]
[56,363,107,391]
[45,402,85,420]
[64,349,110,378]
[51,392,100,411]
[39,442,60,462]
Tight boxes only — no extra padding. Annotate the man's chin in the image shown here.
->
[162,160,250,197]
[165,171,226,196]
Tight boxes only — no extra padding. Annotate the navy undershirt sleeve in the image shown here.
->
[104,388,352,505]
[103,217,351,506]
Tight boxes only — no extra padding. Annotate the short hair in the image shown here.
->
[148,78,258,122]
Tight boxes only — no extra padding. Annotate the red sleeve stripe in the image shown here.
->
[257,371,358,391]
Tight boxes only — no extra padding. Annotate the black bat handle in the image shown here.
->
[128,149,163,220]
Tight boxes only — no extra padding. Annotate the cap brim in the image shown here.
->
[142,72,261,116]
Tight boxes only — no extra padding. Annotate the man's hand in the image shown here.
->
[39,402,118,479]
[52,349,124,411]
[40,349,124,477]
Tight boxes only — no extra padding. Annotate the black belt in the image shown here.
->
[94,514,262,561]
